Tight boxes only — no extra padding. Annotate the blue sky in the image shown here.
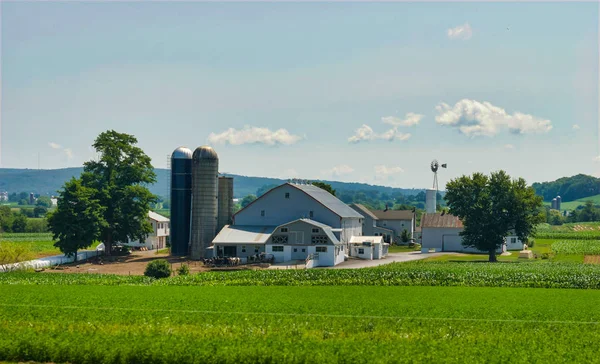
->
[1,1,598,189]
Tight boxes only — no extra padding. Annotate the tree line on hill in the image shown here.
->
[544,201,600,225]
[532,174,600,202]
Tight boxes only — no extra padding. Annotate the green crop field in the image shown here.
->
[552,240,600,255]
[4,261,600,288]
[534,222,600,240]
[1,285,600,363]
[0,233,100,261]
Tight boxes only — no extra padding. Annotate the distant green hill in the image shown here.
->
[0,168,423,199]
[532,174,600,202]
[543,194,600,211]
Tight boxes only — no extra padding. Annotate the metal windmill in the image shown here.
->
[430,159,447,191]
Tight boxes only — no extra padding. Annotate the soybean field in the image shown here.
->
[1,285,600,364]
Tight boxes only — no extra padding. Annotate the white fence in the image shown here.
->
[0,244,105,273]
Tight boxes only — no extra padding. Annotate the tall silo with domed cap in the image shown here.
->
[190,146,219,259]
[170,147,193,256]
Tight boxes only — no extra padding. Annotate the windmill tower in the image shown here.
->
[426,159,447,213]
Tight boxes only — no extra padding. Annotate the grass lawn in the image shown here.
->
[1,285,600,363]
[388,244,420,253]
[0,233,100,260]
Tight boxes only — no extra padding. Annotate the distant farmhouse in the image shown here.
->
[350,204,415,244]
[125,211,170,250]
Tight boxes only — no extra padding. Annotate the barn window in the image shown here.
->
[312,228,319,233]
[358,248,364,254]
[272,235,288,244]
[285,193,290,199]
[261,210,265,217]
[311,235,328,244]
[272,246,284,252]
[510,237,517,244]
[254,246,260,253]
[316,247,327,253]
[281,228,288,233]
[309,211,314,218]
[241,245,246,253]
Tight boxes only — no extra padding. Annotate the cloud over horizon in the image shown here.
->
[447,23,473,40]
[48,142,62,149]
[348,125,411,143]
[208,126,303,146]
[321,164,354,178]
[435,99,552,137]
[381,112,424,127]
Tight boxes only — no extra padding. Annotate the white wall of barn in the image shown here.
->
[234,185,342,228]
[376,219,414,240]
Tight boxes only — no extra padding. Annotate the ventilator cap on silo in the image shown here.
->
[193,145,218,160]
[171,146,193,159]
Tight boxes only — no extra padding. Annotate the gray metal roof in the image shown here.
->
[212,225,275,244]
[420,213,464,229]
[171,147,193,159]
[290,183,363,219]
[350,203,379,220]
[193,146,218,160]
[148,211,169,222]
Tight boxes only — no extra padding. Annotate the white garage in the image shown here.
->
[420,213,504,254]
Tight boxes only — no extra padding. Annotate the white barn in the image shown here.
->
[212,182,364,267]
[349,236,389,260]
[125,211,170,250]
[350,204,415,244]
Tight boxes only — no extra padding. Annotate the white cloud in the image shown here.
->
[435,99,552,137]
[573,124,581,130]
[594,155,600,163]
[63,148,74,159]
[48,142,62,149]
[504,144,515,149]
[381,112,424,127]
[208,126,302,146]
[322,164,354,178]
[348,124,411,143]
[447,23,473,40]
[374,165,404,175]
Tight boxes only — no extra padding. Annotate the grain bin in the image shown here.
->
[170,147,193,256]
[556,196,562,211]
[190,146,219,260]
[217,176,234,234]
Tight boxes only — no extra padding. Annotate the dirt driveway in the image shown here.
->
[42,250,209,275]
[327,251,457,269]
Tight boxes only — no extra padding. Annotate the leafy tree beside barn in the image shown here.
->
[445,171,544,262]
[48,130,157,256]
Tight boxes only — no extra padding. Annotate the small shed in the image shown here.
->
[349,236,388,260]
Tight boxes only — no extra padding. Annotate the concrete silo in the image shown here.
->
[169,147,193,256]
[190,146,219,260]
[425,189,437,213]
[217,176,234,234]
[556,196,562,211]
[552,198,557,210]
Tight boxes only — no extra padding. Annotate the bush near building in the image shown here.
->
[144,259,172,279]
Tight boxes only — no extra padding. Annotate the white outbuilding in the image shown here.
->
[420,213,505,254]
[349,236,389,260]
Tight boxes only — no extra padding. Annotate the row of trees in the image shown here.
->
[545,201,600,225]
[48,131,157,259]
[0,206,48,233]
[532,174,600,202]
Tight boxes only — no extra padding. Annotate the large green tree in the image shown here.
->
[445,171,544,262]
[81,130,157,255]
[47,178,106,260]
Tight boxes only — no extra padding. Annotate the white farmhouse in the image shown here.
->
[212,182,364,267]
[125,211,170,250]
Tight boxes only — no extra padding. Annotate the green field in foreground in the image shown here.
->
[0,233,101,261]
[1,285,599,363]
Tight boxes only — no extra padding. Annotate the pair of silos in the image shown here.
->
[170,146,234,259]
